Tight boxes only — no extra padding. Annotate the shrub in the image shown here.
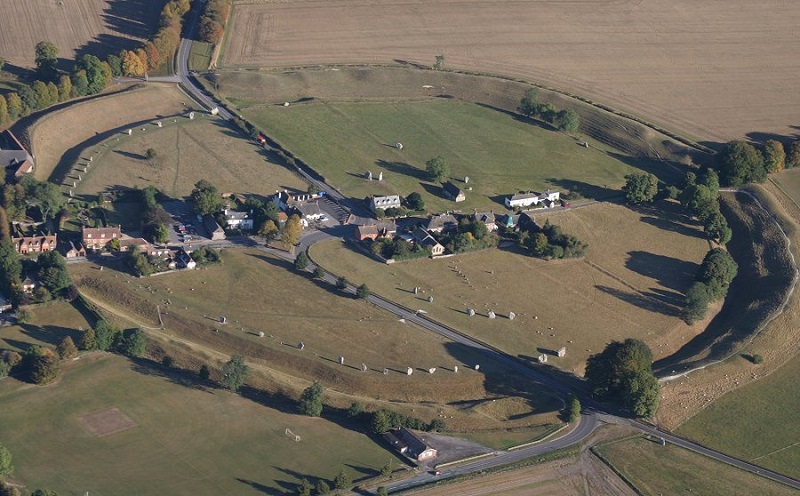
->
[161,355,174,368]
[751,354,764,364]
[335,276,348,290]
[56,336,78,360]
[313,266,326,279]
[356,283,370,299]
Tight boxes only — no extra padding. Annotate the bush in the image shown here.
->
[199,364,210,380]
[56,336,78,360]
[356,283,370,299]
[28,347,59,385]
[161,355,174,368]
[335,276,348,290]
[313,266,326,279]
[294,251,309,270]
[751,354,764,364]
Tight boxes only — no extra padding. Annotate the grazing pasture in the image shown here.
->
[595,436,797,496]
[222,0,800,142]
[311,201,711,373]
[245,100,650,212]
[70,248,563,431]
[0,0,162,69]
[74,116,308,198]
[0,354,402,496]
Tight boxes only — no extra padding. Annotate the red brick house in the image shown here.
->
[82,226,121,250]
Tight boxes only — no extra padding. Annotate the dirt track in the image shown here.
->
[224,0,800,143]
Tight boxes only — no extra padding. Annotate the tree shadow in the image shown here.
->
[127,356,215,392]
[546,178,620,201]
[420,182,444,198]
[112,149,147,161]
[474,102,556,132]
[624,251,698,292]
[595,285,681,317]
[235,478,282,495]
[375,159,428,181]
[19,324,83,347]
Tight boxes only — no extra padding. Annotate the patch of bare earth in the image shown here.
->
[223,0,800,142]
[79,407,137,437]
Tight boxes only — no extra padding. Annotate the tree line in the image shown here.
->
[199,0,233,44]
[0,0,191,126]
[517,88,580,134]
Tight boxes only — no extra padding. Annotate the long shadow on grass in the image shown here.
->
[595,285,681,317]
[474,103,557,132]
[376,159,428,181]
[236,478,281,495]
[19,324,84,347]
[653,193,795,376]
[625,251,698,293]
[128,356,216,392]
[547,178,619,201]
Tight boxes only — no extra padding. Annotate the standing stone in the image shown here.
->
[383,368,389,375]
[361,363,368,372]
[298,342,305,350]
[157,121,162,127]
[414,286,419,295]
[339,356,345,365]
[453,365,458,373]
[427,295,434,303]
[474,364,480,371]
[557,347,567,358]
[428,367,436,374]
[508,311,516,320]
[378,171,383,181]
[188,112,195,120]
[367,171,373,181]
[467,308,475,316]
[538,354,548,363]
[258,331,265,337]
[464,176,469,184]
[89,156,93,162]
[488,310,496,319]
[127,129,133,135]
[406,367,413,375]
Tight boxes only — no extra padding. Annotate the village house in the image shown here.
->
[223,208,254,231]
[0,130,34,178]
[412,228,445,256]
[442,181,466,202]
[383,427,438,462]
[504,190,560,209]
[12,233,57,255]
[21,275,38,293]
[425,213,459,233]
[370,195,402,212]
[59,240,86,259]
[517,212,539,232]
[175,248,196,270]
[472,210,497,231]
[354,221,397,241]
[203,214,226,241]
[82,226,121,251]
[292,201,324,227]
[119,237,151,254]
[271,190,321,211]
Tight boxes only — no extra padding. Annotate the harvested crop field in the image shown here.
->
[311,201,711,373]
[75,117,308,198]
[223,0,800,142]
[71,248,563,430]
[0,0,162,68]
[26,84,187,181]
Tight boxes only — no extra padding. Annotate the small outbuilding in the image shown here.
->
[384,427,438,462]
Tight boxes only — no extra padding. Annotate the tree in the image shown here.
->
[294,251,309,270]
[161,355,174,368]
[336,276,348,290]
[121,50,146,77]
[152,224,169,244]
[622,173,659,205]
[298,381,323,417]
[584,338,659,417]
[75,55,112,94]
[433,54,445,70]
[763,139,786,173]
[517,88,539,118]
[565,394,581,423]
[106,53,123,77]
[30,490,59,496]
[199,364,211,381]
[5,93,22,120]
[679,183,718,222]
[297,479,312,496]
[32,80,53,108]
[556,108,580,133]
[282,214,302,247]
[70,70,89,97]
[703,210,732,245]
[123,329,148,357]
[356,283,370,299]
[333,469,352,490]
[0,95,7,126]
[0,240,22,297]
[404,192,425,211]
[46,81,59,106]
[25,179,65,221]
[313,266,326,279]
[314,480,331,495]
[56,75,71,102]
[717,140,767,187]
[0,483,20,496]
[94,320,120,352]
[684,281,710,323]
[29,347,60,385]
[787,141,800,169]
[35,41,59,81]
[145,148,158,160]
[79,328,96,351]
[0,443,12,478]
[698,248,738,300]
[56,336,78,360]
[425,156,449,182]
[222,354,249,392]
[191,180,223,215]
[199,18,224,44]
[376,487,389,496]
[259,219,279,242]
[347,401,364,418]
[18,85,37,113]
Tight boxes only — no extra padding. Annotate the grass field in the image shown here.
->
[70,248,563,431]
[595,436,797,496]
[0,0,161,69]
[74,116,308,198]
[311,201,711,373]
[28,84,187,181]
[0,354,403,495]
[188,41,214,72]
[222,0,800,142]
[0,301,91,353]
[244,100,648,212]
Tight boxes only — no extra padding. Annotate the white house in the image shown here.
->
[370,195,402,212]
[504,190,560,209]
[293,201,325,228]
[224,209,254,231]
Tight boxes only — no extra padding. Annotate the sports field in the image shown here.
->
[75,117,308,198]
[71,248,563,431]
[311,201,711,373]
[595,436,797,496]
[222,0,800,142]
[0,354,402,495]
[245,100,649,212]
[0,0,161,68]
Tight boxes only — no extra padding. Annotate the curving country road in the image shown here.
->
[169,12,800,494]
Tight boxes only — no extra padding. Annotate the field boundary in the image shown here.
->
[590,437,646,496]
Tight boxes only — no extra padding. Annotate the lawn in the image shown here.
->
[595,436,797,495]
[0,354,403,495]
[243,100,645,212]
[0,301,91,353]
[310,201,710,373]
[70,248,563,431]
[72,115,308,198]
[675,333,800,480]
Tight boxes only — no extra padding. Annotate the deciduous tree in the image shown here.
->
[717,140,766,187]
[763,139,786,173]
[282,214,302,247]
[29,347,59,385]
[79,328,96,350]
[425,156,449,182]
[191,179,223,215]
[35,41,59,81]
[0,443,12,478]
[622,173,659,205]
[356,283,370,299]
[56,336,78,360]
[0,95,8,126]
[5,93,22,120]
[56,75,71,102]
[556,108,580,133]
[222,354,249,392]
[294,251,309,270]
[298,381,323,417]
[517,88,539,118]
[122,329,148,357]
[333,469,352,490]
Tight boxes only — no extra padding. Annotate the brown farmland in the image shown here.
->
[223,0,800,142]
[0,0,162,68]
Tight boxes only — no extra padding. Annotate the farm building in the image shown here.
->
[504,190,560,209]
[203,214,226,241]
[472,210,497,231]
[354,221,397,241]
[12,234,57,255]
[224,208,254,231]
[384,427,438,461]
[412,228,445,256]
[442,181,466,202]
[82,226,121,251]
[425,213,458,233]
[370,195,402,212]
[0,130,34,178]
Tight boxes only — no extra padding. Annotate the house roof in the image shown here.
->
[372,195,401,207]
[509,192,540,201]
[442,181,464,197]
[425,214,458,231]
[203,214,224,233]
[412,228,442,250]
[225,209,250,221]
[396,427,433,456]
[82,226,121,238]
[119,237,150,248]
[356,224,379,237]
[294,201,321,217]
[0,130,34,174]
[473,211,496,225]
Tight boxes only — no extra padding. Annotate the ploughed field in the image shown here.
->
[222,0,800,142]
